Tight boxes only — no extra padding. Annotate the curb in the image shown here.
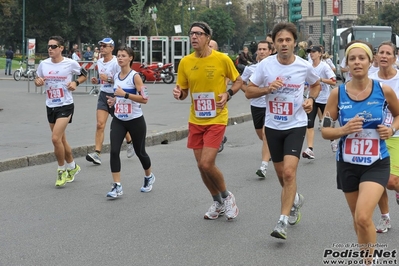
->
[0,113,252,172]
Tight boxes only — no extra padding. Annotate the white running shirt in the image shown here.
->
[97,56,120,93]
[250,55,319,130]
[36,57,81,108]
[313,61,336,104]
[241,63,266,108]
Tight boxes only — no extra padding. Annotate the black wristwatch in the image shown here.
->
[124,93,129,99]
[74,80,80,86]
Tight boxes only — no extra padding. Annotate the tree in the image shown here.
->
[197,7,234,51]
[125,0,151,36]
[356,1,399,34]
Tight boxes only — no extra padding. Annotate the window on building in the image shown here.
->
[308,0,314,16]
[246,4,252,19]
[309,25,314,34]
[272,3,277,18]
[357,0,366,14]
[322,24,326,33]
[323,0,327,15]
[339,0,343,14]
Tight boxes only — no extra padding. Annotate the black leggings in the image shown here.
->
[307,102,326,128]
[110,115,151,173]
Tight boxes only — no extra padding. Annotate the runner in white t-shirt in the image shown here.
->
[86,37,134,165]
[35,36,87,187]
[302,45,336,159]
[241,40,272,178]
[369,41,399,234]
[246,22,321,240]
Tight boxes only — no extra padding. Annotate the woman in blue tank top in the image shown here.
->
[321,40,399,265]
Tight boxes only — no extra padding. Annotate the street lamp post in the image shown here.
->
[149,6,159,36]
[188,3,195,25]
[226,1,232,52]
[22,0,26,64]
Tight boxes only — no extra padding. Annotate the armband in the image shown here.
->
[79,68,88,77]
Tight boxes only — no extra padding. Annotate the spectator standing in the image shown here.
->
[93,47,100,62]
[83,46,93,61]
[5,46,14,76]
[71,48,80,61]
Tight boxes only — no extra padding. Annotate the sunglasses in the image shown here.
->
[100,44,111,48]
[47,44,60,49]
[189,31,207,37]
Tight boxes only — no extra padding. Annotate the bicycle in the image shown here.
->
[14,61,36,81]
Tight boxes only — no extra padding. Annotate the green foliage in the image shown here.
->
[197,7,234,47]
[125,0,151,36]
[356,2,399,34]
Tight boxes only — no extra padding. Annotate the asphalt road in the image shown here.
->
[0,76,398,266]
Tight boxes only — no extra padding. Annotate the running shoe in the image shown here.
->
[288,194,304,225]
[223,191,239,220]
[107,183,123,198]
[376,216,391,233]
[302,148,315,159]
[141,173,155,192]
[270,220,287,240]
[86,152,101,165]
[330,140,338,153]
[66,164,81,183]
[396,192,399,205]
[204,201,225,220]
[218,136,227,153]
[126,142,135,158]
[256,163,268,178]
[55,170,68,187]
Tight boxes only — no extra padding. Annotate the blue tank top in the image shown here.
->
[336,80,389,163]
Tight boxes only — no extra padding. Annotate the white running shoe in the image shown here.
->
[204,201,225,220]
[256,164,267,178]
[376,216,391,233]
[223,192,239,220]
[302,148,315,159]
[330,140,338,153]
[126,142,135,158]
[141,173,155,192]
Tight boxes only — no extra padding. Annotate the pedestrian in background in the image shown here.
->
[5,46,14,76]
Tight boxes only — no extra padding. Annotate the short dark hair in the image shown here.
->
[117,46,135,67]
[258,40,272,51]
[271,22,298,42]
[49,36,65,47]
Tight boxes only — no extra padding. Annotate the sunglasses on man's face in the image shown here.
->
[100,44,111,48]
[47,44,60,49]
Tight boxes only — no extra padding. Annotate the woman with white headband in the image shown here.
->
[321,40,399,266]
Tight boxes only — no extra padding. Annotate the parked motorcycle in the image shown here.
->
[14,61,36,81]
[137,62,175,84]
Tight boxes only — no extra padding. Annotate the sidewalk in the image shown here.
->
[0,79,252,172]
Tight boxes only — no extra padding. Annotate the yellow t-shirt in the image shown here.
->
[177,50,239,125]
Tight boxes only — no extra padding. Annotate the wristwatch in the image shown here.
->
[74,80,80,86]
[124,93,129,99]
[392,127,397,136]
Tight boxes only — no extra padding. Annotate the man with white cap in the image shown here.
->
[87,37,134,165]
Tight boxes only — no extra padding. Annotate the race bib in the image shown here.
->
[114,98,133,120]
[47,87,64,99]
[342,129,380,166]
[268,95,294,122]
[384,111,393,126]
[192,92,216,118]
